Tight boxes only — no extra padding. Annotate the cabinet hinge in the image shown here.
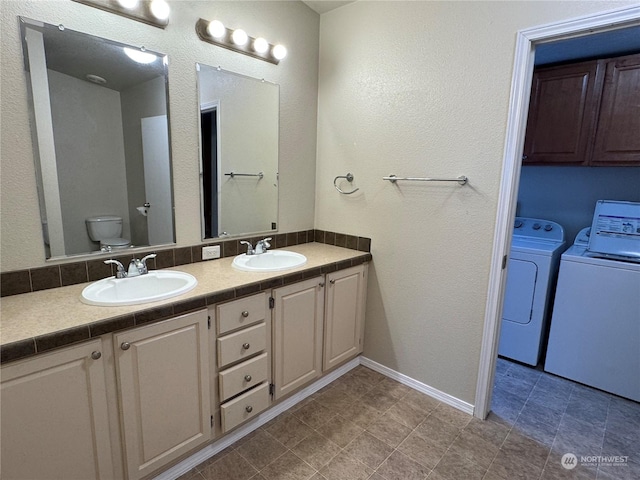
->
[501,255,508,270]
[269,297,275,309]
[269,383,275,396]
[207,316,211,329]
[210,415,214,428]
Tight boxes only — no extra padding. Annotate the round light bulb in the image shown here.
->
[231,29,248,46]
[149,0,170,21]
[272,44,287,60]
[207,20,226,39]
[253,37,269,54]
[117,0,139,9]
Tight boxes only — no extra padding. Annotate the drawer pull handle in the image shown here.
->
[244,374,252,382]
[242,311,249,318]
[242,343,251,350]
[245,405,253,413]
[91,351,102,360]
[121,342,131,351]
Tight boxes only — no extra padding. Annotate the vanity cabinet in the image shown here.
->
[115,309,211,480]
[323,264,368,371]
[272,277,325,400]
[523,53,640,166]
[214,292,271,433]
[0,339,115,480]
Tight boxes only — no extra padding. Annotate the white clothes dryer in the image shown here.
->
[545,200,640,401]
[498,217,566,366]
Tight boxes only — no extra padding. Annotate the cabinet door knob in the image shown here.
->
[241,311,249,318]
[245,405,253,413]
[522,154,528,161]
[329,279,335,285]
[244,374,252,382]
[121,342,131,351]
[318,282,325,288]
[242,343,251,350]
[91,351,102,360]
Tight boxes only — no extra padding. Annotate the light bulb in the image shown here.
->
[149,0,170,21]
[124,47,158,64]
[207,20,226,39]
[232,29,248,46]
[253,37,269,54]
[272,44,287,60]
[117,0,139,9]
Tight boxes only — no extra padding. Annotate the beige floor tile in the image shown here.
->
[402,389,441,414]
[501,430,551,470]
[319,451,373,480]
[431,450,486,480]
[315,386,357,412]
[385,400,430,429]
[431,403,472,429]
[290,432,342,470]
[292,399,337,429]
[349,366,386,385]
[344,431,394,469]
[462,416,510,448]
[376,450,430,480]
[259,451,316,480]
[200,450,258,480]
[448,429,499,469]
[236,430,287,470]
[265,414,314,448]
[414,414,461,449]
[316,414,365,447]
[331,374,376,397]
[365,413,412,448]
[340,401,383,428]
[485,450,544,480]
[360,386,400,412]
[377,377,412,399]
[397,431,448,470]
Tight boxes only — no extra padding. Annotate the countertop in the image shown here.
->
[0,243,371,362]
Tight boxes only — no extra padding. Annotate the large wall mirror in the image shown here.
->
[20,17,175,259]
[197,64,279,239]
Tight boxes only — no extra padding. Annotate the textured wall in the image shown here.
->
[315,1,637,404]
[0,0,319,270]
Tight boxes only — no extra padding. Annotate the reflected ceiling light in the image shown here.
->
[207,20,226,39]
[124,47,158,64]
[272,44,287,60]
[117,0,139,9]
[231,29,248,46]
[149,0,170,21]
[71,0,169,28]
[253,37,269,54]
[195,18,286,65]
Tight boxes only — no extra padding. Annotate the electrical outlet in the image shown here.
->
[202,245,221,260]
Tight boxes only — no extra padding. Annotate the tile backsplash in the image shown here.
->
[0,230,371,297]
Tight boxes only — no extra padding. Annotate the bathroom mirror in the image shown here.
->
[197,64,279,239]
[20,17,175,259]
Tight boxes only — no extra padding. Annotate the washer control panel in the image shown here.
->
[513,217,565,242]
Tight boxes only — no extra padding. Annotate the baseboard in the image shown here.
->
[154,357,360,480]
[359,356,475,416]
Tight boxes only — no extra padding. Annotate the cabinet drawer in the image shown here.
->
[217,293,267,335]
[220,382,270,433]
[217,323,267,368]
[219,352,268,402]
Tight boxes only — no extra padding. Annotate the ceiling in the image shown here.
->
[302,1,354,15]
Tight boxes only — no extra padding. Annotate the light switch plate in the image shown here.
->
[202,245,221,260]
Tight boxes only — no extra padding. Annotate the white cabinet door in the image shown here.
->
[324,264,368,371]
[1,339,115,480]
[115,310,211,480]
[272,277,324,400]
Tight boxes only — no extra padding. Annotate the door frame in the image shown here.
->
[474,4,640,420]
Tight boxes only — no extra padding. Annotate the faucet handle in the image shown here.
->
[104,259,127,279]
[240,240,254,255]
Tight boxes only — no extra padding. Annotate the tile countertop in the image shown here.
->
[0,243,371,358]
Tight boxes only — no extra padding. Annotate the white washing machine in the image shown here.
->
[545,200,640,402]
[498,217,566,366]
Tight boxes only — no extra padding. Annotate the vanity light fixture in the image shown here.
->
[195,18,287,65]
[71,0,170,29]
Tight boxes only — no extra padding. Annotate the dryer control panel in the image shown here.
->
[513,217,565,242]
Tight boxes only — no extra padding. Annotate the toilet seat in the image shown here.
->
[100,237,131,250]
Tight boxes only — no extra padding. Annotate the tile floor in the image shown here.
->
[178,361,639,480]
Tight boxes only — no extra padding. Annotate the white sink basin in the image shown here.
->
[232,250,307,272]
[81,270,197,306]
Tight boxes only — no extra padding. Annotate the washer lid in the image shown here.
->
[588,200,640,260]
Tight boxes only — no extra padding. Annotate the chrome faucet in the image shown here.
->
[104,253,157,279]
[255,237,272,254]
[240,240,255,255]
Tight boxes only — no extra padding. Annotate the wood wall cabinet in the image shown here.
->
[1,339,115,480]
[523,53,640,166]
[115,309,211,480]
[323,264,368,371]
[272,277,325,400]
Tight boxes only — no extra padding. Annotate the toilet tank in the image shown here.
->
[86,215,123,241]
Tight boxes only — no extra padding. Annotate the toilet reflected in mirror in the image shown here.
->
[86,216,131,252]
